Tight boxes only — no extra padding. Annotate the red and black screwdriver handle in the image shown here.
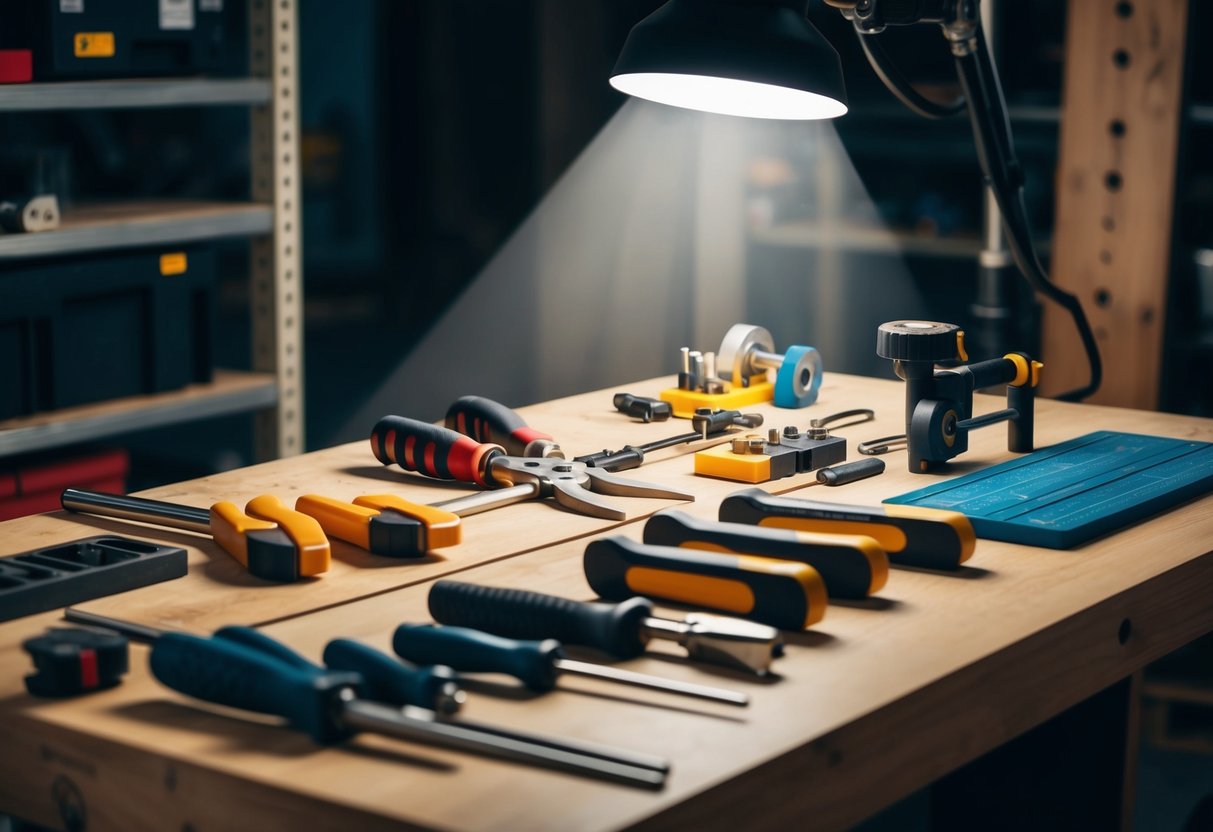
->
[371,415,505,488]
[445,396,560,458]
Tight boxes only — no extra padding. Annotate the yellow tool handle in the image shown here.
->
[643,509,887,599]
[296,493,460,557]
[718,488,975,570]
[207,502,308,582]
[583,536,827,631]
[244,494,331,577]
[353,495,461,549]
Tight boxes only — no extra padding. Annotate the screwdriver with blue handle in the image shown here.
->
[63,608,669,788]
[393,623,750,706]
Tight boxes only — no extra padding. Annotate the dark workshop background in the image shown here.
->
[1,2,1211,827]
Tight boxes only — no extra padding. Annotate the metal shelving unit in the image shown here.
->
[0,78,270,111]
[0,201,273,260]
[0,371,278,457]
[0,0,302,462]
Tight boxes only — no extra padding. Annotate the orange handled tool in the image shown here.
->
[718,488,976,570]
[584,536,827,631]
[642,509,887,599]
[61,488,329,582]
[294,494,461,557]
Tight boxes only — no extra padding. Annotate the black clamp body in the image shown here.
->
[877,321,1041,473]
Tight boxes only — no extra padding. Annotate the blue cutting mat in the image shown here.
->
[884,431,1213,549]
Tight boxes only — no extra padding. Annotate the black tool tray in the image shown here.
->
[0,536,187,622]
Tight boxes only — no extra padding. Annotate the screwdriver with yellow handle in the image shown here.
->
[294,494,461,557]
[642,510,887,600]
[583,536,828,631]
[61,488,330,582]
[719,488,976,570]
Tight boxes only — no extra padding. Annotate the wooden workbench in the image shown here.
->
[1,373,1211,831]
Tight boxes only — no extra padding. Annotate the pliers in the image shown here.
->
[61,488,330,582]
[370,415,694,521]
[445,395,762,468]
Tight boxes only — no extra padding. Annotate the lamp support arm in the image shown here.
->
[836,0,1103,401]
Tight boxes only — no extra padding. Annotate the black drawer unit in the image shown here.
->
[0,246,216,420]
[0,0,245,81]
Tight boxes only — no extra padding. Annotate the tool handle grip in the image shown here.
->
[816,458,885,485]
[149,630,356,744]
[323,638,459,711]
[718,489,974,570]
[370,415,501,488]
[392,623,561,691]
[445,396,553,457]
[428,580,653,659]
[583,537,826,631]
[643,510,885,600]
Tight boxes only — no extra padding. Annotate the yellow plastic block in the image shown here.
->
[694,444,771,483]
[659,381,774,418]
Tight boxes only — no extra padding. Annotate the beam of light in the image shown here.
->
[342,98,930,438]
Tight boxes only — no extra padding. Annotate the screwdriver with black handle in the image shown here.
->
[393,623,750,706]
[64,609,669,788]
[719,488,976,570]
[427,580,783,675]
[583,536,829,631]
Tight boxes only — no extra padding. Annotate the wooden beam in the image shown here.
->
[1042,0,1188,407]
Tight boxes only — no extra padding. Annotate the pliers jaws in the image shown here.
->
[488,457,693,521]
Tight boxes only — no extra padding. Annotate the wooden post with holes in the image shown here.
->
[1041,0,1189,407]
[249,0,304,458]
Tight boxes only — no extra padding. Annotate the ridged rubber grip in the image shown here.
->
[149,629,359,744]
[428,580,653,659]
[392,623,563,691]
[445,396,552,457]
[876,321,962,362]
[370,415,501,487]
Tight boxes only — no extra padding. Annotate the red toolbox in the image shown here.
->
[0,448,128,521]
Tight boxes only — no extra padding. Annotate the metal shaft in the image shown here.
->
[61,488,213,535]
[640,615,781,676]
[553,658,749,706]
[431,483,539,517]
[341,698,667,788]
[65,607,167,643]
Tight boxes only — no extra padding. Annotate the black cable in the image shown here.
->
[854,29,966,119]
[953,24,1102,401]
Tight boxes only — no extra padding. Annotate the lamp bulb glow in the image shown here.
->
[610,73,847,121]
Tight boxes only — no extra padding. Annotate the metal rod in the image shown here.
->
[554,658,749,707]
[431,483,539,517]
[444,713,670,773]
[956,408,1018,431]
[342,699,667,788]
[60,488,212,535]
[65,608,166,643]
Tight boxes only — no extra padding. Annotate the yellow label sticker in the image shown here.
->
[74,32,115,58]
[159,253,188,276]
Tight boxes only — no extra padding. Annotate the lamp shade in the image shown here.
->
[611,0,848,120]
